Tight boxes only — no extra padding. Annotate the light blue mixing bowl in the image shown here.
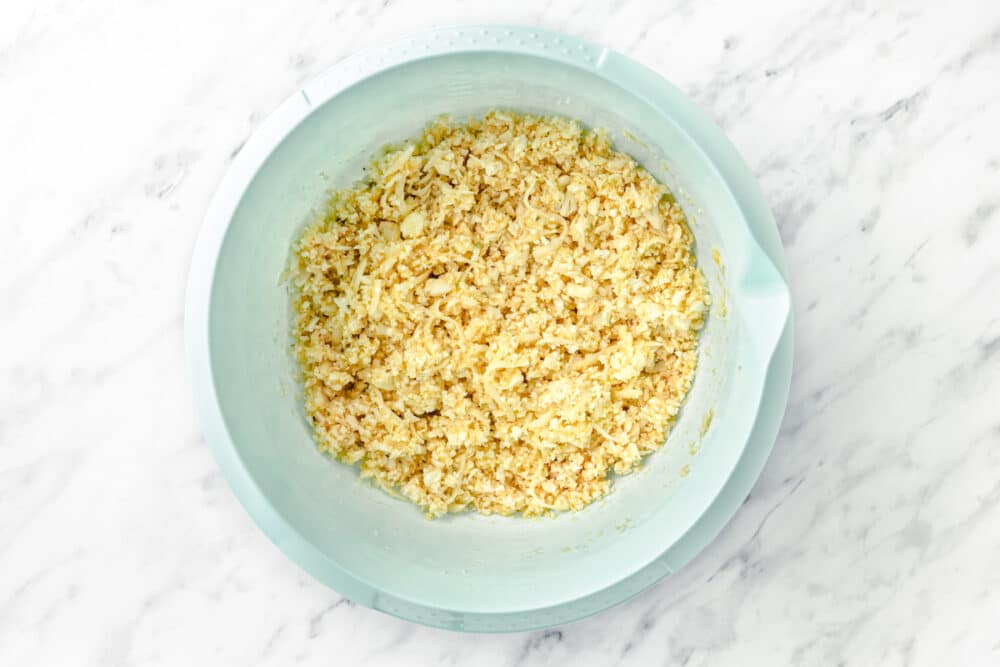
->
[185,26,793,631]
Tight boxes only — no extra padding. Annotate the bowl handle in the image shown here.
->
[735,254,792,360]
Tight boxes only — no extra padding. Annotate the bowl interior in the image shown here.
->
[208,51,785,613]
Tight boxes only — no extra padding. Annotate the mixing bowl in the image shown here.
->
[185,25,793,631]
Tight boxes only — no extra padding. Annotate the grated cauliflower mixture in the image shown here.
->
[292,111,709,517]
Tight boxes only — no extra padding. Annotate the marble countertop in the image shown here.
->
[3,1,999,664]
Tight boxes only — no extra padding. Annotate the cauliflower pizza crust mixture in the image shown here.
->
[292,112,709,517]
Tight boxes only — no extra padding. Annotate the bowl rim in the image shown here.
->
[185,24,793,631]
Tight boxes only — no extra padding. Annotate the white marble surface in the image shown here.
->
[3,0,999,664]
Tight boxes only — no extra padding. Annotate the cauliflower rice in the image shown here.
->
[292,111,709,517]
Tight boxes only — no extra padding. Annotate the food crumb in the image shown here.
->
[700,409,715,437]
[291,111,709,517]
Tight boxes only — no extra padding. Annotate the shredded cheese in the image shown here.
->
[292,111,709,517]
